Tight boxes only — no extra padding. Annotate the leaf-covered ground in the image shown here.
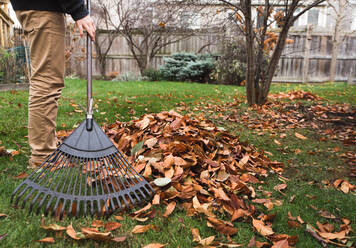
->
[0,80,355,247]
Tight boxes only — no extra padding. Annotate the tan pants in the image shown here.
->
[16,11,65,167]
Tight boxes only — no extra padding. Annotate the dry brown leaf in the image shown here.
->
[164,166,175,179]
[239,155,250,167]
[66,223,82,240]
[132,225,152,234]
[152,194,160,205]
[199,236,215,246]
[134,203,152,215]
[104,222,122,232]
[274,184,287,191]
[112,236,127,243]
[207,217,238,236]
[163,201,176,218]
[143,243,167,248]
[81,227,113,241]
[318,230,347,240]
[191,228,201,242]
[271,239,289,248]
[217,170,230,182]
[114,215,124,221]
[91,220,105,228]
[136,116,151,130]
[40,224,66,231]
[318,210,336,219]
[163,154,174,169]
[295,132,307,140]
[13,172,29,180]
[145,137,158,149]
[288,221,300,228]
[192,196,215,217]
[252,218,274,236]
[35,237,55,243]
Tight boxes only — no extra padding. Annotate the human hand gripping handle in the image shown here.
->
[76,15,96,41]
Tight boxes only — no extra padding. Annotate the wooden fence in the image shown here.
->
[64,29,356,83]
[276,30,356,83]
[0,0,13,48]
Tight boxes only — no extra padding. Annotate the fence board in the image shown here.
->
[65,30,356,83]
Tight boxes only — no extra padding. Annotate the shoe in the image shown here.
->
[27,159,43,170]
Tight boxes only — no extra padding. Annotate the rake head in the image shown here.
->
[11,119,155,218]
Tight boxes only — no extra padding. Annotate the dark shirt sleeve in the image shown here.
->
[57,0,89,21]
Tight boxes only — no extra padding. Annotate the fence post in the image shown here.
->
[302,25,311,84]
[348,62,355,85]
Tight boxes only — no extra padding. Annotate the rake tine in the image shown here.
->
[41,195,53,216]
[14,186,31,207]
[106,155,136,204]
[21,188,36,209]
[29,191,42,212]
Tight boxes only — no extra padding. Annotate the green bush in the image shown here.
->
[212,40,269,85]
[0,47,28,84]
[143,68,162,81]
[212,41,246,85]
[160,53,215,83]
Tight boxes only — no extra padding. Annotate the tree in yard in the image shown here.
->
[97,0,204,75]
[326,0,355,82]
[91,3,120,78]
[217,0,326,105]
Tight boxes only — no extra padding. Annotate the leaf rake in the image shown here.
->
[11,0,154,218]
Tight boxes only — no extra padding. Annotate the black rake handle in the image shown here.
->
[86,0,93,131]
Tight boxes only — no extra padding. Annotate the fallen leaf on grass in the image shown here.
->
[92,220,105,228]
[143,243,167,248]
[112,236,127,243]
[333,179,355,194]
[40,224,66,231]
[252,218,274,236]
[295,132,307,140]
[13,172,29,179]
[191,228,215,246]
[0,214,7,218]
[271,239,289,248]
[66,223,83,240]
[133,203,152,215]
[288,221,300,228]
[81,227,112,241]
[163,201,176,218]
[318,210,336,219]
[35,237,55,243]
[114,215,123,221]
[207,217,238,236]
[132,225,152,234]
[152,194,160,205]
[104,222,121,232]
[274,184,287,192]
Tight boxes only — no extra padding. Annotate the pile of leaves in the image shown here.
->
[101,110,309,246]
[269,90,324,101]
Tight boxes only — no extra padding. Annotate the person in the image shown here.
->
[10,0,96,168]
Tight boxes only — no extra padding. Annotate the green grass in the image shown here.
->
[0,80,355,247]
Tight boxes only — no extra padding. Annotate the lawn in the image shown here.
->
[0,80,355,247]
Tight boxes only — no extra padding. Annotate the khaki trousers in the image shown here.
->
[16,11,65,166]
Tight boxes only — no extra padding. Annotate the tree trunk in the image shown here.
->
[257,23,292,105]
[244,0,257,106]
[330,10,342,82]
